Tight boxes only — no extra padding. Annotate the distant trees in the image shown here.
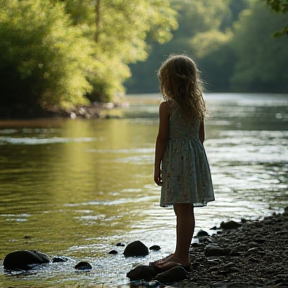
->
[0,0,287,114]
[231,1,288,92]
[126,0,288,94]
[262,0,288,36]
[0,0,177,111]
[126,0,245,93]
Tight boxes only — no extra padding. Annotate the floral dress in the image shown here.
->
[160,106,215,207]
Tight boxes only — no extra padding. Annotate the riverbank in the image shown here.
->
[0,102,129,120]
[180,207,288,288]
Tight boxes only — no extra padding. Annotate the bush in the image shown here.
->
[0,0,95,110]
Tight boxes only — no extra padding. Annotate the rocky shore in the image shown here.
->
[181,207,288,288]
[127,207,288,287]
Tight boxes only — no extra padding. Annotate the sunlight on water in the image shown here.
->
[0,93,288,287]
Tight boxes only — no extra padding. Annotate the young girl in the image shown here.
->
[153,54,215,271]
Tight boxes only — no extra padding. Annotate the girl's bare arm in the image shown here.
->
[154,102,170,186]
[199,120,205,144]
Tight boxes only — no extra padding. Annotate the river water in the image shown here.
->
[0,93,287,287]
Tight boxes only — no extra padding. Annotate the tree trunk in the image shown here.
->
[95,0,100,42]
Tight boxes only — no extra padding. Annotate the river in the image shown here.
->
[0,93,287,287]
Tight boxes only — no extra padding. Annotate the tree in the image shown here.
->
[0,0,94,110]
[231,1,288,92]
[262,0,288,36]
[60,0,178,102]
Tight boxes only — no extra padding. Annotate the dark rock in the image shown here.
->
[126,265,158,281]
[74,261,92,270]
[149,245,161,251]
[191,242,205,248]
[220,220,242,230]
[3,250,50,270]
[108,250,118,255]
[197,230,209,237]
[123,240,149,257]
[116,242,125,247]
[52,256,69,263]
[204,244,231,257]
[154,265,187,283]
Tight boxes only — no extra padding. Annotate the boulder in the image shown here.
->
[3,250,50,270]
[123,241,149,257]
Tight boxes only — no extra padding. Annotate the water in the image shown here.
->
[0,93,288,287]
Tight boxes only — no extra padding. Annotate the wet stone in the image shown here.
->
[123,240,149,257]
[74,261,92,270]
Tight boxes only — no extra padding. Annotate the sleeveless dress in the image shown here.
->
[160,106,215,207]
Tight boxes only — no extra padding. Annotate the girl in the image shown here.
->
[153,54,215,271]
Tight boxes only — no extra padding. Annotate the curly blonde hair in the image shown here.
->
[157,54,206,121]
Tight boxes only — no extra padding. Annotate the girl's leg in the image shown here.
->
[156,203,195,268]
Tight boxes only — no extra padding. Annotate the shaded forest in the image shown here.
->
[126,0,288,94]
[0,0,287,116]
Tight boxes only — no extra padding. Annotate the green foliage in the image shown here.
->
[1,0,286,112]
[0,0,177,112]
[262,0,288,36]
[60,0,178,103]
[191,30,234,91]
[265,0,288,12]
[0,0,95,110]
[231,1,288,92]
[127,0,288,94]
[126,0,234,93]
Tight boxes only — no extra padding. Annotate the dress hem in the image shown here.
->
[160,198,215,208]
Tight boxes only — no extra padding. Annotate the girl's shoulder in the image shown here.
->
[159,100,173,116]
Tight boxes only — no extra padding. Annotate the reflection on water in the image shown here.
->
[0,93,288,287]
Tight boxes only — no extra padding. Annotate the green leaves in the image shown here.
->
[0,0,177,110]
[263,0,288,36]
[265,0,288,12]
[231,1,288,91]
[81,0,177,102]
[0,0,94,109]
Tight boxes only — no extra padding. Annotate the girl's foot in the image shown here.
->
[149,253,174,266]
[154,260,191,272]
[154,255,191,271]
